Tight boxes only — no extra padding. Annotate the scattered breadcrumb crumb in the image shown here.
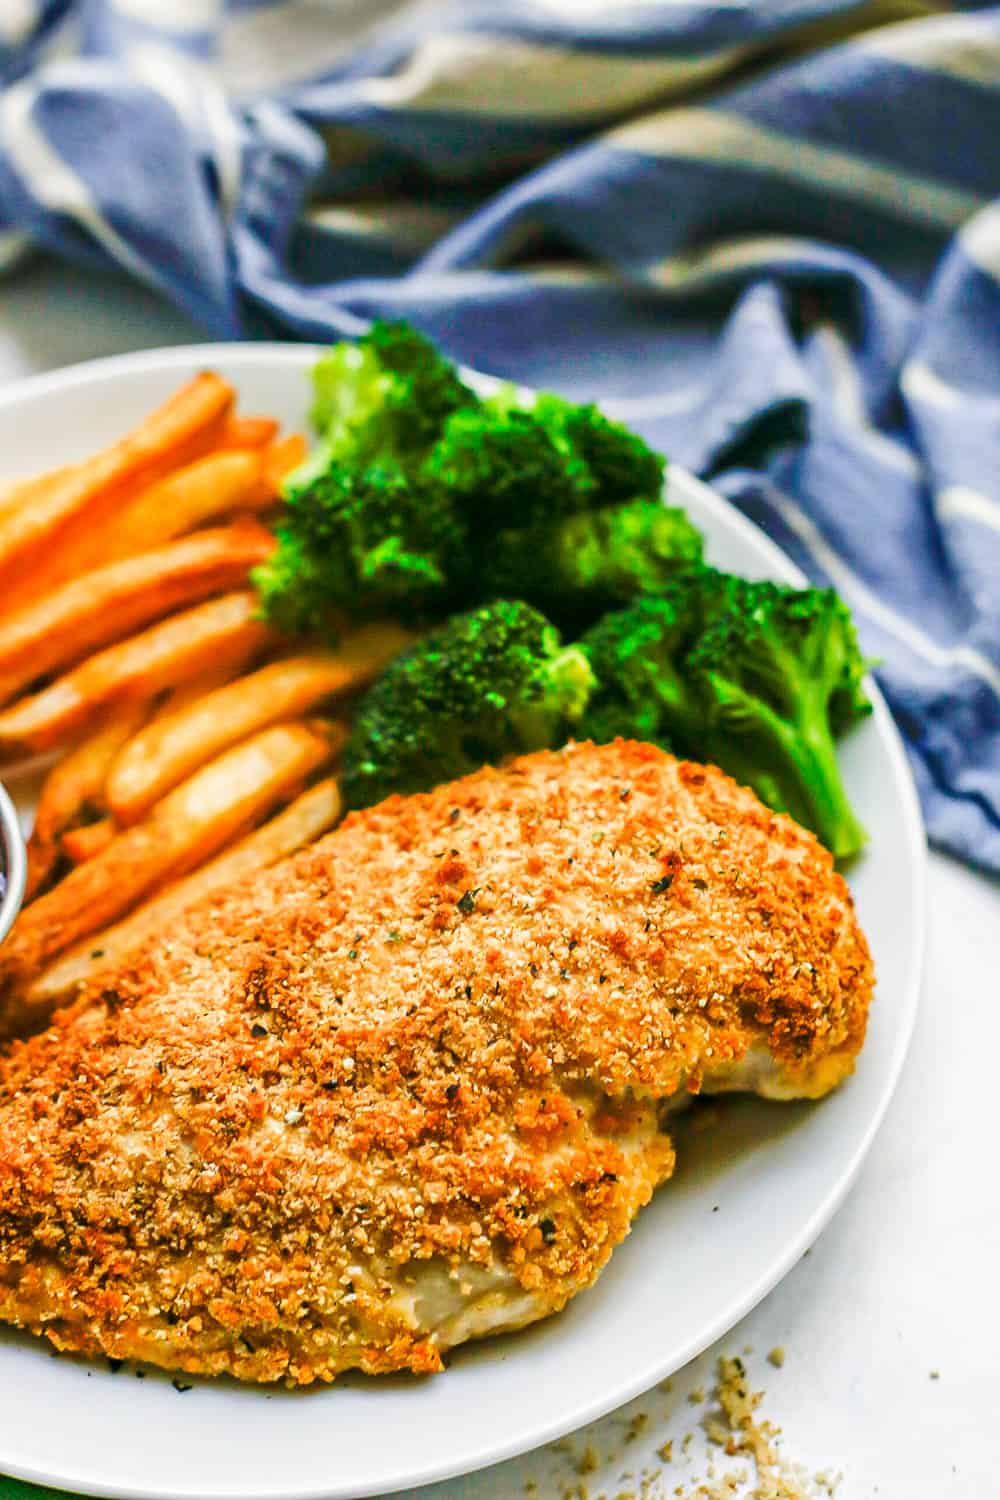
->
[536,1347,837,1500]
[692,1355,837,1498]
[578,1446,599,1475]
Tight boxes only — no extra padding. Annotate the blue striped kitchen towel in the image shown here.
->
[1,0,999,872]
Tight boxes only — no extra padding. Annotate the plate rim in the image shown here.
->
[0,343,926,1500]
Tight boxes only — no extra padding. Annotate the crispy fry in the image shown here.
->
[24,702,149,901]
[61,818,116,864]
[0,522,275,708]
[0,481,23,517]
[0,721,338,1014]
[0,591,274,764]
[86,433,304,571]
[28,778,343,1014]
[217,416,280,451]
[106,622,410,823]
[146,660,245,724]
[0,465,78,522]
[93,450,276,568]
[0,372,234,613]
[261,432,307,491]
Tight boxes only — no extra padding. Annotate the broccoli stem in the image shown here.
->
[791,676,868,860]
[710,677,866,860]
[765,712,866,861]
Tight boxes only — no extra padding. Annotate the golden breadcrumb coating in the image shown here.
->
[0,741,872,1384]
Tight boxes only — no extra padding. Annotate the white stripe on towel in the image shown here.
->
[611,108,982,231]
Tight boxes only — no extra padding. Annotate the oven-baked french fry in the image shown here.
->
[261,432,307,491]
[0,372,234,613]
[0,721,338,1017]
[217,416,280,451]
[93,450,276,568]
[61,818,116,864]
[106,622,411,823]
[0,480,24,517]
[83,433,303,570]
[146,660,245,725]
[0,522,275,708]
[0,465,79,522]
[28,778,343,1014]
[0,591,274,764]
[24,702,149,901]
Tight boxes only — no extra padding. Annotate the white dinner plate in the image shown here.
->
[0,345,925,1500]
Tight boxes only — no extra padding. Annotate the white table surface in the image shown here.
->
[2,257,997,1500]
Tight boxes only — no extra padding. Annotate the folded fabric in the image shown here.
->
[1,0,999,871]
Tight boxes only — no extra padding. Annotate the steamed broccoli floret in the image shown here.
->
[425,386,667,536]
[341,600,595,809]
[483,498,703,629]
[262,320,686,635]
[254,457,466,634]
[531,393,665,506]
[424,392,593,533]
[425,387,678,615]
[580,566,871,860]
[275,325,679,630]
[686,579,869,858]
[577,587,706,748]
[262,322,474,629]
[305,320,474,471]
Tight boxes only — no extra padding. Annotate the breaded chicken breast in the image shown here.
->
[0,741,872,1384]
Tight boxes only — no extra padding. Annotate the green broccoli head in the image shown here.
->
[278,325,677,633]
[424,387,668,538]
[532,393,665,506]
[578,585,706,747]
[483,498,704,630]
[424,391,594,534]
[248,529,328,637]
[578,565,870,860]
[307,320,475,468]
[341,599,596,809]
[253,457,466,634]
[684,579,870,859]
